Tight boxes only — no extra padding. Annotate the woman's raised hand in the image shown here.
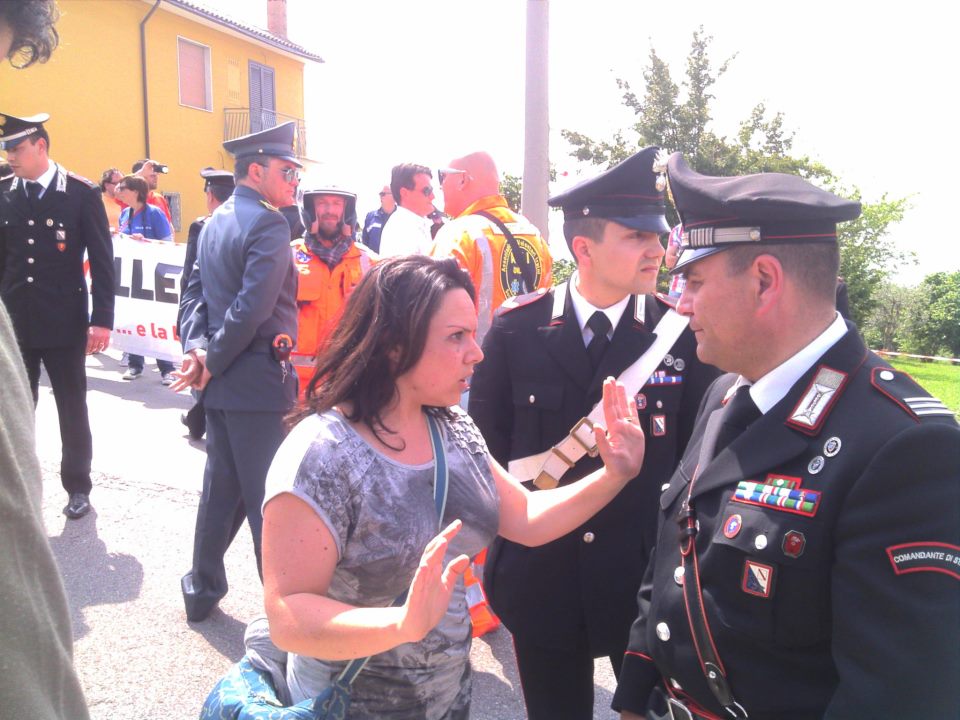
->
[593,377,646,485]
[399,520,470,643]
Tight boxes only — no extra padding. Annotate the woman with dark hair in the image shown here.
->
[261,255,646,717]
[114,174,175,383]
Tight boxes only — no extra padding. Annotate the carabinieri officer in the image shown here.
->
[613,155,960,719]
[469,147,720,719]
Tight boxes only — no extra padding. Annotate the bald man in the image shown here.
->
[431,151,552,344]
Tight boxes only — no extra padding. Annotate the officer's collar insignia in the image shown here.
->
[733,480,821,517]
[742,560,774,598]
[786,365,848,435]
[551,282,567,320]
[259,199,279,212]
[55,165,67,193]
[633,294,645,325]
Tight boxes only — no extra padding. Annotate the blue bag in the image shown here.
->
[199,415,449,720]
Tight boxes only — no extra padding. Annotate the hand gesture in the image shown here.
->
[398,520,470,643]
[169,349,209,391]
[593,377,645,485]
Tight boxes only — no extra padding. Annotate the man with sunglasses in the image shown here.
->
[432,151,553,346]
[378,162,435,257]
[360,183,395,254]
[175,122,301,623]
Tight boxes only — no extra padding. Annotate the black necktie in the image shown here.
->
[586,311,611,371]
[26,181,42,202]
[713,385,761,456]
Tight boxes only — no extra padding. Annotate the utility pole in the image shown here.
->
[522,0,549,240]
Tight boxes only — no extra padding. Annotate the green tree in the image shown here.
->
[500,173,522,212]
[861,281,919,351]
[904,271,960,357]
[561,27,911,318]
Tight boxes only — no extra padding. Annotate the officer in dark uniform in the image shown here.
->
[177,167,235,440]
[0,111,114,520]
[469,147,720,719]
[176,122,300,622]
[613,155,960,720]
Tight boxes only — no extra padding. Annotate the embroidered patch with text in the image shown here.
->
[886,542,960,580]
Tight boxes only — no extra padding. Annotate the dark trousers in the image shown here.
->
[513,631,626,720]
[185,407,285,612]
[21,344,93,495]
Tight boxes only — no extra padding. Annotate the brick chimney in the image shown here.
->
[267,0,287,39]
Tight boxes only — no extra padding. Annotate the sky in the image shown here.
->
[213,0,959,286]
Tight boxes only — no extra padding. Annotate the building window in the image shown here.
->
[178,37,211,111]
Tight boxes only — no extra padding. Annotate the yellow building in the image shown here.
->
[0,0,321,238]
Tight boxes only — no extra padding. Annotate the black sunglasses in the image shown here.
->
[438,169,466,184]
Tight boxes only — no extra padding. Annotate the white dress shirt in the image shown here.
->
[378,205,433,257]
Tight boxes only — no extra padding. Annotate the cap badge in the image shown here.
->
[653,148,670,192]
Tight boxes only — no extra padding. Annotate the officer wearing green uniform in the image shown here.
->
[613,154,960,719]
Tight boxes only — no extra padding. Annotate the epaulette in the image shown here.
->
[496,286,550,316]
[655,291,678,309]
[259,199,279,212]
[66,170,96,188]
[870,366,955,420]
[194,215,207,223]
[0,173,13,185]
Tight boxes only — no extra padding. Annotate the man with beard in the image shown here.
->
[289,185,378,392]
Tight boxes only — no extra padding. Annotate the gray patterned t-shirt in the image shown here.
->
[264,407,500,719]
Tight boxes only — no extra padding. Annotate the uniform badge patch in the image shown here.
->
[56,229,66,241]
[663,353,674,367]
[787,365,847,434]
[886,542,960,580]
[295,249,311,264]
[56,242,66,252]
[782,530,806,558]
[723,514,743,538]
[651,414,666,437]
[823,437,842,457]
[733,480,821,517]
[636,393,647,410]
[742,560,775,598]
[807,456,825,474]
[673,358,686,372]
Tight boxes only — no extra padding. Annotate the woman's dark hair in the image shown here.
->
[2,0,60,68]
[289,255,476,447]
[119,174,148,204]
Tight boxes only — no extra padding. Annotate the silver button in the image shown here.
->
[26,276,34,283]
[582,531,595,544]
[656,622,671,641]
[673,566,685,585]
[660,482,670,492]
[754,534,768,550]
[27,238,35,244]
[656,400,664,409]
[528,395,536,404]
[670,678,683,690]
[27,257,35,264]
[879,370,895,381]
[28,220,35,226]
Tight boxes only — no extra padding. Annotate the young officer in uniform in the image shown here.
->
[614,155,960,720]
[469,147,720,719]
[0,111,114,520]
[175,122,300,622]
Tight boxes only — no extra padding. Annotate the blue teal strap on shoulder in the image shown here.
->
[321,412,451,701]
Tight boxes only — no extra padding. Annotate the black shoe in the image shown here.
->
[63,493,91,519]
[181,405,206,439]
[181,571,220,622]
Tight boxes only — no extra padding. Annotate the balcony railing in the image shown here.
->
[223,108,307,159]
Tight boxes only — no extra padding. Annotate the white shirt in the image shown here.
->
[568,271,632,346]
[378,205,433,257]
[738,312,848,413]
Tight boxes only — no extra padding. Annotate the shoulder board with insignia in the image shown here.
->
[66,170,96,188]
[497,286,550,316]
[259,200,279,212]
[870,366,955,420]
[655,291,678,309]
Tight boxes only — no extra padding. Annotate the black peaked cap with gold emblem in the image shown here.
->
[667,153,861,272]
[0,112,50,150]
[222,121,302,168]
[549,146,669,234]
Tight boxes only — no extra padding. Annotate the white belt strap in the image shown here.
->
[507,308,689,488]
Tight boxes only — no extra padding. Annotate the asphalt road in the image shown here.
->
[34,349,619,719]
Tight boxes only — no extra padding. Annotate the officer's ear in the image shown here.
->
[753,253,784,318]
[570,234,592,265]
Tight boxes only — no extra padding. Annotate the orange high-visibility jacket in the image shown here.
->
[290,239,378,388]
[430,195,552,343]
